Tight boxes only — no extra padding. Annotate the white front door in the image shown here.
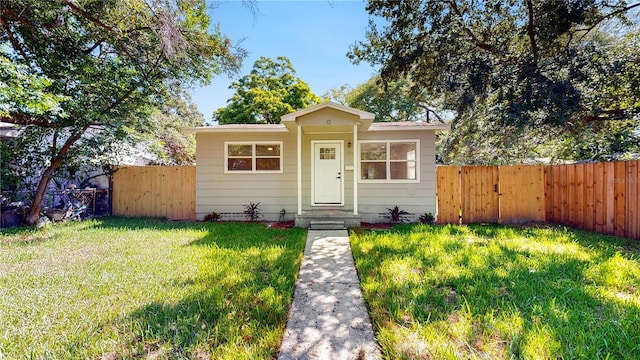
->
[312,141,343,205]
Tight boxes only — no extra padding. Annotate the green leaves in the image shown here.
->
[351,0,640,164]
[0,58,67,120]
[0,0,244,221]
[214,56,320,124]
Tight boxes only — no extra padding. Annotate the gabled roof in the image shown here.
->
[280,101,375,122]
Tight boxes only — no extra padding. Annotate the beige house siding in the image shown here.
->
[195,132,298,221]
[357,130,437,222]
[195,129,437,223]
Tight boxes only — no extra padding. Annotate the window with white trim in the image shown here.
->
[359,140,419,182]
[225,142,283,173]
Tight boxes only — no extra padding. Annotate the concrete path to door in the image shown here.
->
[278,230,381,360]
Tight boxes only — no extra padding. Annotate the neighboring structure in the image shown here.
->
[189,102,449,227]
[0,122,20,140]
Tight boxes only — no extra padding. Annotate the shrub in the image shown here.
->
[203,211,220,222]
[244,202,263,221]
[386,205,409,223]
[419,212,435,224]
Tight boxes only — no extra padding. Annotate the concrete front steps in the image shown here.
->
[309,220,346,230]
[294,210,360,229]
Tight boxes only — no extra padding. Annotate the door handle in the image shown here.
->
[337,172,341,179]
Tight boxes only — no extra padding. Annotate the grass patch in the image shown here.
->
[0,217,306,359]
[350,224,640,359]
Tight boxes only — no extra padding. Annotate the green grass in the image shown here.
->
[350,224,640,359]
[0,217,307,359]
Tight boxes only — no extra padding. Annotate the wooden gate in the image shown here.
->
[499,165,545,224]
[437,165,544,225]
[461,166,499,224]
[111,166,196,221]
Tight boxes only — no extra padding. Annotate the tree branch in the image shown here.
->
[0,114,51,127]
[526,0,539,65]
[0,7,38,28]
[57,125,89,160]
[101,87,138,114]
[83,40,104,55]
[60,0,118,35]
[416,103,445,123]
[574,3,640,42]
[51,130,58,162]
[446,0,500,54]
[0,16,29,60]
[62,0,146,69]
[582,107,640,122]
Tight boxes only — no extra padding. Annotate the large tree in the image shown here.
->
[349,0,640,163]
[214,56,320,124]
[347,76,446,123]
[1,0,244,224]
[323,77,446,122]
[143,89,205,165]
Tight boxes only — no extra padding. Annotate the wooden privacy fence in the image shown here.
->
[436,161,640,240]
[112,166,196,221]
[545,161,639,239]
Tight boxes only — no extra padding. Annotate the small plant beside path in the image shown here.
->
[350,223,640,359]
[0,217,306,359]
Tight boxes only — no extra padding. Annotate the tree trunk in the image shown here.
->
[24,126,87,225]
[24,160,62,225]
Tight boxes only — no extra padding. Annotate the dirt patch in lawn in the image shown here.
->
[359,222,395,230]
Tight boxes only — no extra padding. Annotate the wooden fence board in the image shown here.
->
[594,162,605,233]
[575,165,585,228]
[614,162,627,237]
[436,166,461,224]
[559,165,568,225]
[545,166,554,222]
[604,162,615,235]
[629,161,640,240]
[567,165,576,226]
[552,166,560,224]
[584,163,595,232]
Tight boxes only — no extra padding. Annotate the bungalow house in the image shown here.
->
[188,102,449,228]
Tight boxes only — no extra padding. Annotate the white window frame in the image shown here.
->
[358,140,420,183]
[224,141,283,174]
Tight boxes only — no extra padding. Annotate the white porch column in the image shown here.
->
[297,125,302,215]
[353,123,358,215]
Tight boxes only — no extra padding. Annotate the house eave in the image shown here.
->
[366,123,451,131]
[185,124,289,134]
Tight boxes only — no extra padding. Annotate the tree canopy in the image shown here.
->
[335,76,446,123]
[214,56,320,124]
[349,0,640,164]
[1,0,244,224]
[143,89,205,165]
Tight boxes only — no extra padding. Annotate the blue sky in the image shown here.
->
[191,0,379,121]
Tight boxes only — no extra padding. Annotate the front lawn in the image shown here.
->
[0,218,306,359]
[351,224,640,359]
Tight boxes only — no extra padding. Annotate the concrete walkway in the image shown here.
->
[278,230,381,360]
